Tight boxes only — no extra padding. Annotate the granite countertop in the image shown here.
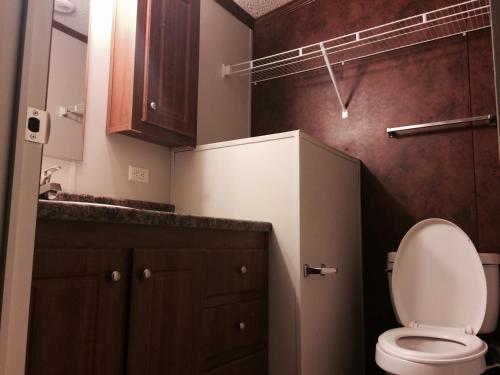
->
[51,192,176,213]
[37,200,272,233]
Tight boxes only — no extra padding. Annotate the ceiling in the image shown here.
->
[52,0,294,34]
[52,0,295,36]
[53,0,90,36]
[233,0,296,18]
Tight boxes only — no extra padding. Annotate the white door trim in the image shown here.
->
[0,0,53,373]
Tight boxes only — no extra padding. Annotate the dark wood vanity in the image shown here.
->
[26,201,270,374]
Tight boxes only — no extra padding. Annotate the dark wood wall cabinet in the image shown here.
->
[107,0,200,147]
[27,220,268,375]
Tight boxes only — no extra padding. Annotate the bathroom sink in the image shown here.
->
[43,192,175,213]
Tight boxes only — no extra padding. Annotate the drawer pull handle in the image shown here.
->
[240,265,248,275]
[150,101,157,110]
[142,268,152,280]
[110,271,121,282]
[239,322,246,331]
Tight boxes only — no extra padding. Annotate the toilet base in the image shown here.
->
[376,343,486,375]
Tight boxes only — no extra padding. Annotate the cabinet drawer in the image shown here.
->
[205,249,266,297]
[204,352,267,375]
[202,300,266,362]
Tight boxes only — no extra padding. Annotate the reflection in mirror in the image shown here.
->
[43,0,89,161]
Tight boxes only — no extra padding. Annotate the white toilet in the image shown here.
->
[376,218,500,375]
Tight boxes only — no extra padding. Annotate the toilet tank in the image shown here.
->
[387,252,500,333]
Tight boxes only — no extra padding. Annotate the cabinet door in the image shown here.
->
[127,248,203,375]
[26,249,129,375]
[138,0,200,147]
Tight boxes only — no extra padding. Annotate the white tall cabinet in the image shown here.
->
[171,131,364,375]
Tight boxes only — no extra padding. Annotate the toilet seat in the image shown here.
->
[392,219,487,334]
[376,219,489,374]
[378,327,487,364]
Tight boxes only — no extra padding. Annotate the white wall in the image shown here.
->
[197,0,252,145]
[42,0,171,203]
[43,28,86,161]
[43,0,253,202]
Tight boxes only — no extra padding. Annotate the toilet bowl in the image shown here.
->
[375,218,500,375]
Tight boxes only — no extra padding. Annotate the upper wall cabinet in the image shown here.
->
[108,0,200,147]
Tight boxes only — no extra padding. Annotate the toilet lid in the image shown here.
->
[393,219,486,334]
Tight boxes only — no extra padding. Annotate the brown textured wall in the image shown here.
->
[252,0,500,372]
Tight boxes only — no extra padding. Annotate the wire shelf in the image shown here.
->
[223,0,491,84]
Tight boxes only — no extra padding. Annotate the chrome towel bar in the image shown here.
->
[387,114,496,138]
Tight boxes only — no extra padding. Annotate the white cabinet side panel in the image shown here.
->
[299,137,364,375]
[172,135,301,375]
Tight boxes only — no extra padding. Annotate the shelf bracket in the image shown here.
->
[221,64,231,78]
[319,43,348,119]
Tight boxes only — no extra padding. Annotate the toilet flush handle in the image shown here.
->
[303,264,338,278]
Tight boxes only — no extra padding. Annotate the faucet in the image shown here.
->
[39,166,62,199]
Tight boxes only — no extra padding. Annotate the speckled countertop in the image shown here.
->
[51,192,176,213]
[37,200,272,233]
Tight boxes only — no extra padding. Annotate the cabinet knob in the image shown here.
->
[110,271,121,282]
[240,265,248,275]
[239,321,246,331]
[142,268,152,280]
[150,101,157,110]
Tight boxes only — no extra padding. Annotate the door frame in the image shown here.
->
[0,0,53,373]
[491,0,500,160]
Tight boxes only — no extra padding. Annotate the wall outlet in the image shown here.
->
[128,165,149,183]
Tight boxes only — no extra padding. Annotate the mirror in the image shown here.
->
[43,0,90,161]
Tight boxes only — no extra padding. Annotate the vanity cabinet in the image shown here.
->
[127,248,204,374]
[26,248,129,375]
[107,0,200,147]
[27,219,268,374]
[204,352,267,375]
[202,249,268,373]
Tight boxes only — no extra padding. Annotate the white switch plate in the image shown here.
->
[128,166,149,183]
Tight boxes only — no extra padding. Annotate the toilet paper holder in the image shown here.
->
[303,264,338,278]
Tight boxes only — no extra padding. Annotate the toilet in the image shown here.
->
[376,218,500,375]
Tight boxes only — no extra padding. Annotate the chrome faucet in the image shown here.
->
[39,166,62,199]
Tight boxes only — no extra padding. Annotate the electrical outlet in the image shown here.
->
[128,165,149,183]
